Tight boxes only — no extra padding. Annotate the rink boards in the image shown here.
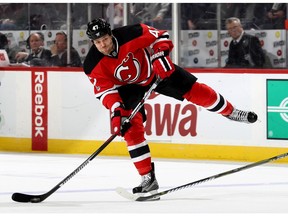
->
[0,67,288,162]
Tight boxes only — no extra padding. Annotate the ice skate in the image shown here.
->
[226,108,258,123]
[132,162,159,200]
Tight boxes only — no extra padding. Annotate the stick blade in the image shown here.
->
[115,187,160,201]
[115,187,139,201]
[12,193,42,203]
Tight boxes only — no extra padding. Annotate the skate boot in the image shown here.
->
[132,162,159,199]
[226,108,258,123]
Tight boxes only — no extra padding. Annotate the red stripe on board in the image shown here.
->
[31,69,48,151]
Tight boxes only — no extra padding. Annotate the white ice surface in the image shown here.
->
[0,152,288,216]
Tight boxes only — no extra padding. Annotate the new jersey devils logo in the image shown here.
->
[114,52,140,83]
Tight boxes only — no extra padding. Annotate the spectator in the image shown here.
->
[181,3,214,30]
[44,3,67,30]
[261,3,286,29]
[195,3,242,30]
[221,3,242,20]
[225,17,266,68]
[15,32,51,66]
[0,32,8,50]
[238,3,269,30]
[28,14,45,30]
[50,31,82,67]
[0,3,28,30]
[0,32,22,63]
[129,3,171,29]
[106,3,123,28]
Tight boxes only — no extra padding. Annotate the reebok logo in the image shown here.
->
[34,72,45,137]
[32,70,48,151]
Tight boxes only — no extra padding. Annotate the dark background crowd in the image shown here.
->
[0,3,286,68]
[0,3,285,31]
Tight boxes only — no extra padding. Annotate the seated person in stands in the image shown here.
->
[0,32,21,63]
[15,32,52,66]
[261,3,286,29]
[225,17,266,68]
[50,31,82,67]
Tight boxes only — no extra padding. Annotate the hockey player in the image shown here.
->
[83,18,258,196]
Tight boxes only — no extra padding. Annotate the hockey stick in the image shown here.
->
[116,152,288,201]
[12,77,161,203]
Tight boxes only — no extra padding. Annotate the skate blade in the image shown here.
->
[137,189,160,201]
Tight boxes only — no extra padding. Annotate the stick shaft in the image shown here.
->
[136,152,288,201]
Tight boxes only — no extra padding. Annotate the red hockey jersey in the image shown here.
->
[83,23,173,110]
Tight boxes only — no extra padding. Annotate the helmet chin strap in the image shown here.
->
[108,37,117,57]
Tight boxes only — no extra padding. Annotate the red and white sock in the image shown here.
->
[124,112,152,175]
